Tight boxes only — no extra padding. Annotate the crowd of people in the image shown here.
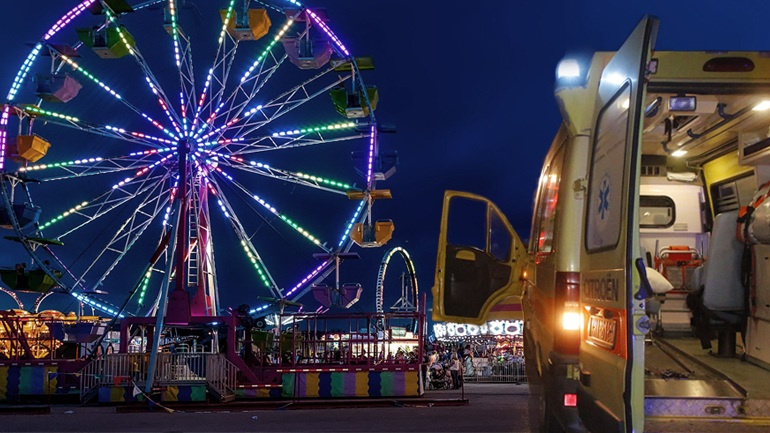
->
[423,341,525,389]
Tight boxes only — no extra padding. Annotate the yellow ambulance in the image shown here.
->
[433,16,770,433]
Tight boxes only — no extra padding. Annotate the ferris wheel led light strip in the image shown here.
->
[44,0,97,41]
[307,9,349,57]
[162,180,179,226]
[104,125,176,145]
[192,0,236,129]
[19,157,103,172]
[111,154,173,190]
[140,113,176,138]
[136,269,153,308]
[202,150,352,190]
[212,195,272,289]
[103,9,182,139]
[2,0,96,169]
[197,137,245,147]
[60,54,187,139]
[22,106,79,123]
[338,200,366,247]
[251,192,324,247]
[129,148,174,157]
[39,201,89,230]
[143,76,182,137]
[292,172,351,190]
[284,261,328,298]
[239,19,295,84]
[197,103,263,140]
[60,55,123,100]
[271,121,355,137]
[366,124,376,184]
[168,0,182,67]
[0,109,8,171]
[7,45,42,102]
[73,293,125,318]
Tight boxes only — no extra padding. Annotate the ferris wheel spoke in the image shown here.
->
[49,50,181,137]
[134,230,174,315]
[75,176,170,293]
[102,8,182,138]
[211,167,332,252]
[217,120,362,154]
[197,56,286,139]
[19,151,172,182]
[190,0,240,133]
[4,1,97,102]
[206,16,298,133]
[199,68,347,143]
[167,3,197,137]
[207,176,282,299]
[279,197,369,302]
[202,54,285,138]
[11,105,175,149]
[40,168,170,235]
[205,151,351,196]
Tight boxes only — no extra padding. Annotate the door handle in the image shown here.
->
[633,257,653,300]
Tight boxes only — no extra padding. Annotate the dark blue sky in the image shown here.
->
[2,0,770,317]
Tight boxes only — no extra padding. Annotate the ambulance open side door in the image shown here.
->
[431,190,531,325]
[577,16,658,433]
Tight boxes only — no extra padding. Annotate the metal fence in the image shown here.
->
[463,361,526,384]
[80,352,237,400]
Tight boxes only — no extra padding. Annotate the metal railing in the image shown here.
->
[80,352,237,400]
[463,361,526,384]
[206,353,237,401]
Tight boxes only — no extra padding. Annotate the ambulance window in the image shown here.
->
[446,197,487,250]
[446,196,513,262]
[711,173,756,214]
[532,146,565,256]
[489,209,512,261]
[586,84,630,252]
[640,195,675,228]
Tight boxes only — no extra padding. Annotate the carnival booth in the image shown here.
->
[430,320,524,383]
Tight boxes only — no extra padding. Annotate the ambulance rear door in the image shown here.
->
[577,16,658,433]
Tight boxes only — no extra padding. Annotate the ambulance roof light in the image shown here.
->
[557,59,580,79]
[752,100,770,111]
[671,149,687,157]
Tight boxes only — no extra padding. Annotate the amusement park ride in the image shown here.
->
[0,0,423,403]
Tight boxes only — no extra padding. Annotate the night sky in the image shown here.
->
[1,0,770,319]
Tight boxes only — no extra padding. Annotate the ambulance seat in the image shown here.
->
[693,210,746,357]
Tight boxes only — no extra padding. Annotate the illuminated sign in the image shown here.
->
[433,320,522,339]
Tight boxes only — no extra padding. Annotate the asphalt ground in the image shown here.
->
[2,383,770,432]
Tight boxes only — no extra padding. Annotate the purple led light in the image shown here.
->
[44,0,97,41]
[367,125,375,184]
[0,108,8,171]
[307,9,349,56]
[284,261,329,298]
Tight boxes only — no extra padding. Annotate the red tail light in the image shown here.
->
[554,271,580,355]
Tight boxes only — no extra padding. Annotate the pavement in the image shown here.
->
[2,383,770,432]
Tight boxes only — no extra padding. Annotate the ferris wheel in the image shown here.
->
[0,0,394,318]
